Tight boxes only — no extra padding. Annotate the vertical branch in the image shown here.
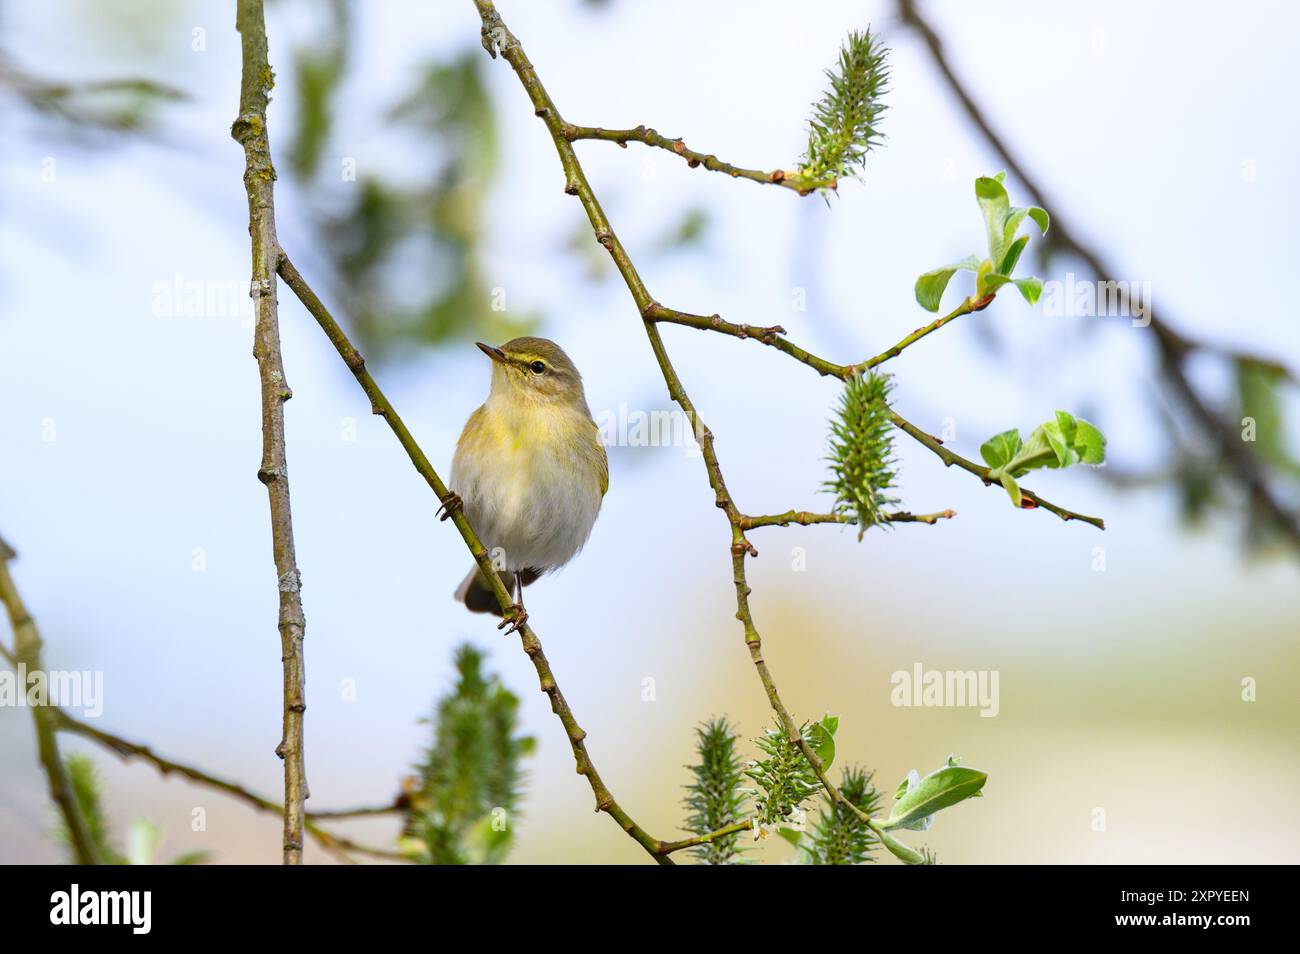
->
[232,0,308,865]
[0,535,100,864]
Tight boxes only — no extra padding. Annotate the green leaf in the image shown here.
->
[893,769,918,801]
[777,827,803,847]
[979,429,1022,470]
[125,818,162,866]
[975,257,996,298]
[975,174,1011,266]
[999,471,1022,507]
[876,826,928,865]
[981,413,1106,509]
[884,764,988,830]
[1071,417,1106,465]
[1014,276,1043,305]
[914,255,980,312]
[998,234,1029,276]
[809,717,837,773]
[973,173,1049,278]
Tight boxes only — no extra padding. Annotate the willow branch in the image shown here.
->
[0,537,100,864]
[739,509,955,530]
[44,706,404,863]
[889,409,1105,529]
[231,0,309,865]
[860,294,994,370]
[657,819,754,856]
[472,0,872,827]
[895,0,1300,553]
[646,291,1010,378]
[644,303,850,378]
[562,123,834,194]
[306,799,405,820]
[275,254,674,865]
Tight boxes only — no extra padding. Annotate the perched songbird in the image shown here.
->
[448,337,607,631]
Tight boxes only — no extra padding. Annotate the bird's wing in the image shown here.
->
[590,419,609,497]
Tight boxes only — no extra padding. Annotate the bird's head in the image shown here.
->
[477,337,587,409]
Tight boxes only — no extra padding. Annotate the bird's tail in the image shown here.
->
[455,566,541,617]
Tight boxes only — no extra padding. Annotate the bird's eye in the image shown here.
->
[529,360,546,374]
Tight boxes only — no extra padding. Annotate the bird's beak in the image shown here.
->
[476,341,507,364]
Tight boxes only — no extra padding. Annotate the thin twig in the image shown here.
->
[657,819,754,856]
[44,704,403,863]
[859,295,993,371]
[644,302,849,378]
[0,537,100,864]
[888,410,1105,529]
[739,509,956,530]
[232,0,309,865]
[563,122,833,194]
[275,253,675,865]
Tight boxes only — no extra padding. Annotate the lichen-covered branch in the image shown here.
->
[232,0,308,866]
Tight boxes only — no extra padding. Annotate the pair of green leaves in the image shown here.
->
[981,410,1107,507]
[875,755,987,865]
[915,172,1049,312]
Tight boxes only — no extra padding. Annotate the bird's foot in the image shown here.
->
[497,604,528,634]
[437,492,463,522]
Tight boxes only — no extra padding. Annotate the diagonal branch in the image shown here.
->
[49,707,405,863]
[0,537,100,864]
[889,410,1105,529]
[232,0,309,865]
[275,254,678,865]
[0,635,407,865]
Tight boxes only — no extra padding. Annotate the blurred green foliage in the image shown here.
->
[401,644,535,865]
[57,755,210,865]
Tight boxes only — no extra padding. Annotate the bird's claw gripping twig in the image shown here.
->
[497,604,528,634]
[436,492,462,522]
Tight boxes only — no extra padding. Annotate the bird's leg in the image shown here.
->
[436,490,462,522]
[497,571,528,634]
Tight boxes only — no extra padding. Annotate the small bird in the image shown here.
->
[448,337,607,631]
